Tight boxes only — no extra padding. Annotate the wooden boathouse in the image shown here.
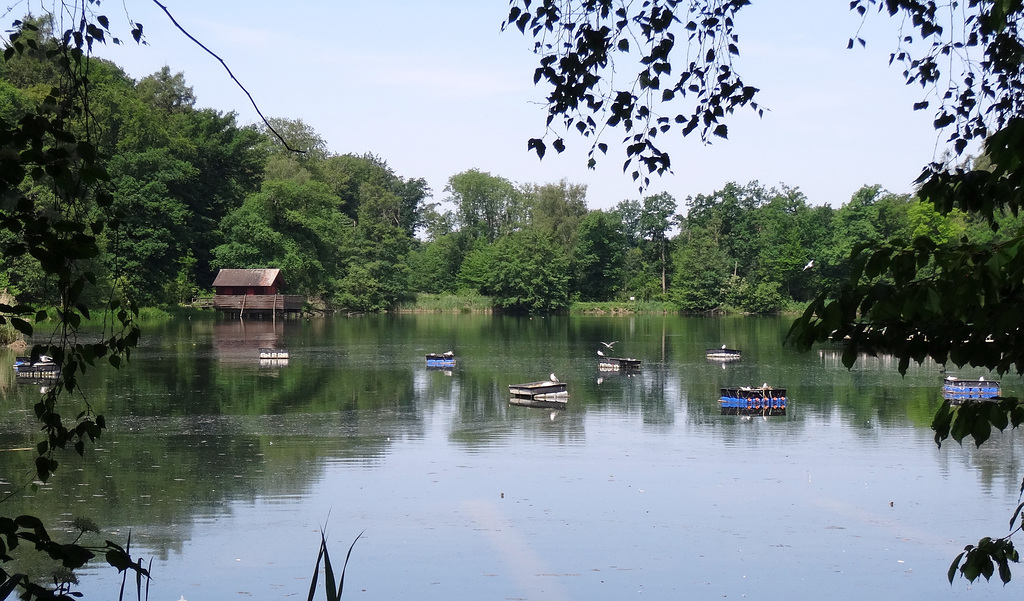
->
[212,268,303,319]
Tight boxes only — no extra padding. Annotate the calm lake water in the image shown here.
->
[1,314,1022,600]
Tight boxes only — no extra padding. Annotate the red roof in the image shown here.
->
[212,269,282,288]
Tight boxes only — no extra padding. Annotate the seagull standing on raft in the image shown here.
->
[550,372,559,383]
[597,350,605,356]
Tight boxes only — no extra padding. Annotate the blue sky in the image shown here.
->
[83,0,942,212]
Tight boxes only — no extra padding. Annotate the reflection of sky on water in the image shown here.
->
[1,314,1020,600]
[77,409,1017,601]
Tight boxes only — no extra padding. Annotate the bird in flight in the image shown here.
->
[803,260,814,271]
[600,341,618,349]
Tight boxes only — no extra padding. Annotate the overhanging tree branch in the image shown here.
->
[150,0,305,153]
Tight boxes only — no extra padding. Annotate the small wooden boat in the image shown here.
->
[13,355,60,379]
[719,385,786,415]
[706,346,741,360]
[426,352,455,368]
[942,377,1000,402]
[598,357,641,372]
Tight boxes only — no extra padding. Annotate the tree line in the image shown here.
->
[417,176,1024,313]
[4,17,1017,316]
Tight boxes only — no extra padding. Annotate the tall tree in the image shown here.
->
[639,192,677,295]
[488,227,570,313]
[671,225,729,311]
[522,179,588,253]
[572,209,626,301]
[315,152,429,236]
[445,168,524,243]
[135,65,195,113]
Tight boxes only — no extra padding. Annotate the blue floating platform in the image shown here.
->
[719,386,787,415]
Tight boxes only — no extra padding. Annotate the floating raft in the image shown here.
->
[707,348,741,361]
[258,348,289,367]
[942,377,1000,402]
[259,348,289,360]
[719,386,787,415]
[598,357,641,372]
[13,356,60,379]
[509,381,568,408]
[426,353,455,368]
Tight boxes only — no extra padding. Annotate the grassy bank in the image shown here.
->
[25,305,217,327]
[395,293,494,313]
[569,300,678,314]
[396,293,685,315]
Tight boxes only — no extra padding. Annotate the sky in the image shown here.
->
[18,0,946,213]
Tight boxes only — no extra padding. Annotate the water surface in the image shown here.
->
[0,314,1020,600]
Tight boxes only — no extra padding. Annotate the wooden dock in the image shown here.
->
[213,294,303,319]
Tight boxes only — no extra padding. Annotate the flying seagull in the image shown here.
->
[600,341,618,349]
[803,260,814,271]
[550,372,559,383]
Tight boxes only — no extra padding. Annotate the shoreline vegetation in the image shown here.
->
[397,293,803,315]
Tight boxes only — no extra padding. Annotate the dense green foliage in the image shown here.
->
[3,16,1006,320]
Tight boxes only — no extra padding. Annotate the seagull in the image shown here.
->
[550,372,559,383]
[722,344,727,349]
[597,349,605,356]
[803,259,814,271]
[600,341,618,349]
